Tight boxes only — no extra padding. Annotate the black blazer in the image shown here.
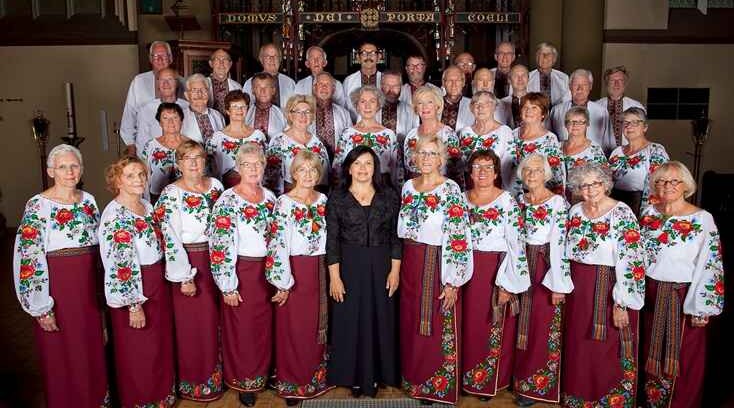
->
[325,187,402,266]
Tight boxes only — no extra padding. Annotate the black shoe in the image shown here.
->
[286,398,300,406]
[238,392,256,407]
[515,395,536,407]
[420,400,433,406]
[351,386,363,398]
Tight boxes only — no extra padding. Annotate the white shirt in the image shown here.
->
[264,132,330,195]
[596,96,646,145]
[550,100,614,153]
[565,202,645,309]
[206,76,242,94]
[155,180,224,282]
[640,207,724,317]
[335,127,399,185]
[265,193,328,291]
[208,187,277,293]
[243,72,296,108]
[181,107,226,145]
[527,69,571,106]
[457,125,513,165]
[295,75,347,107]
[505,130,566,199]
[13,192,100,316]
[403,125,459,175]
[397,179,474,287]
[120,71,157,147]
[443,95,475,132]
[135,98,189,157]
[375,101,420,141]
[466,191,530,294]
[205,130,267,178]
[609,142,669,209]
[99,199,163,308]
[245,104,287,141]
[399,82,440,107]
[140,138,177,196]
[519,194,572,294]
[343,70,383,121]
[563,141,607,175]
[311,102,353,152]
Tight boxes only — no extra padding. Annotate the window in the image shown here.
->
[646,88,710,120]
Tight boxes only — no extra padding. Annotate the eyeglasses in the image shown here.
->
[623,120,645,128]
[406,63,426,69]
[578,181,604,191]
[296,167,319,175]
[456,62,475,68]
[188,88,208,95]
[416,151,441,159]
[150,53,169,61]
[290,109,312,116]
[261,54,278,60]
[180,155,204,163]
[239,161,263,170]
[211,57,231,63]
[566,120,587,126]
[229,104,248,111]
[471,164,495,172]
[654,179,684,187]
[522,167,545,175]
[359,50,378,57]
[157,78,176,83]
[52,164,81,172]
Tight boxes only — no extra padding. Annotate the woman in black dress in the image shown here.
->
[326,145,402,397]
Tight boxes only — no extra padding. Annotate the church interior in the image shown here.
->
[0,0,732,407]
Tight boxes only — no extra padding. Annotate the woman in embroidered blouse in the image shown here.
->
[561,106,607,204]
[457,91,513,188]
[334,86,399,188]
[609,107,669,216]
[639,161,723,408]
[154,141,224,402]
[13,144,109,408]
[506,93,565,200]
[561,163,645,407]
[512,153,571,407]
[461,149,529,400]
[326,145,401,398]
[265,94,330,195]
[265,150,333,405]
[141,102,189,203]
[397,136,473,405]
[403,86,463,186]
[208,143,276,407]
[99,156,176,407]
[206,90,266,188]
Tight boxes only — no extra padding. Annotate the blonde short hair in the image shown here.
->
[105,156,148,195]
[650,161,696,198]
[236,143,266,167]
[175,140,205,162]
[290,150,324,181]
[517,153,552,184]
[412,86,444,119]
[284,94,316,126]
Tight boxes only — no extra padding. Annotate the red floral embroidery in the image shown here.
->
[609,394,624,408]
[291,147,301,155]
[447,147,461,158]
[117,267,132,281]
[450,239,468,252]
[376,135,388,145]
[19,265,35,280]
[623,229,640,244]
[567,216,582,229]
[351,134,364,143]
[532,206,548,220]
[472,369,487,383]
[657,232,669,244]
[184,196,202,208]
[461,137,473,147]
[222,140,237,151]
[153,206,165,222]
[448,204,464,218]
[640,215,662,230]
[20,226,38,240]
[316,204,326,216]
[547,155,561,167]
[265,256,274,269]
[294,208,305,221]
[632,266,645,281]
[55,208,73,224]
[482,138,495,148]
[432,376,448,392]
[134,219,148,232]
[153,150,168,160]
[577,238,589,250]
[83,204,95,217]
[113,230,132,244]
[311,146,321,153]
[628,156,641,166]
[524,143,537,153]
[592,222,610,235]
[672,220,693,236]
[533,374,549,390]
[408,139,417,149]
[424,194,439,209]
[210,250,226,264]
[483,208,499,220]
[402,194,413,205]
[242,206,258,219]
[715,280,725,295]
[214,216,231,230]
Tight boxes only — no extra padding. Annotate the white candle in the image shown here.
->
[100,110,109,151]
[64,82,75,135]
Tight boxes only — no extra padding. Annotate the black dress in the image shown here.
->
[325,187,402,395]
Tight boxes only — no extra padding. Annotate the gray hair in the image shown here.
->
[495,41,516,55]
[564,106,590,124]
[570,69,594,87]
[568,163,613,195]
[470,90,499,107]
[236,142,266,167]
[536,42,559,62]
[305,45,327,60]
[517,153,552,183]
[186,73,208,90]
[623,107,648,123]
[441,65,464,84]
[381,70,403,85]
[313,71,336,91]
[47,144,83,169]
[350,85,385,110]
[149,41,172,58]
[650,161,696,199]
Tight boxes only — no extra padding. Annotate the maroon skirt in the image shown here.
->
[109,261,176,408]
[222,169,241,189]
[399,241,461,405]
[171,244,223,401]
[462,250,517,397]
[512,243,563,403]
[561,261,639,407]
[34,246,109,408]
[641,278,706,408]
[222,256,273,392]
[273,255,333,399]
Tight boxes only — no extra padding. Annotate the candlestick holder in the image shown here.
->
[31,110,50,190]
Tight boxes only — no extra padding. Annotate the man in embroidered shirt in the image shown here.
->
[243,43,295,108]
[596,66,645,146]
[497,64,530,129]
[135,68,190,156]
[380,70,419,185]
[312,72,352,160]
[207,49,242,115]
[343,42,383,121]
[528,42,571,107]
[454,52,476,97]
[441,65,474,131]
[400,55,439,107]
[295,46,347,107]
[245,72,286,140]
[491,41,516,99]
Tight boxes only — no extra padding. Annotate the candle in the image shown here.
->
[100,110,109,151]
[64,82,75,135]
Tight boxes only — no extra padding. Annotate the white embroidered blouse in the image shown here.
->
[13,192,100,316]
[205,129,267,178]
[457,125,513,165]
[264,132,330,195]
[334,127,399,182]
[506,130,566,199]
[403,125,461,175]
[609,142,669,209]
[141,138,179,196]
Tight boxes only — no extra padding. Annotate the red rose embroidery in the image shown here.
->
[402,194,414,205]
[55,209,73,224]
[19,264,35,280]
[628,156,641,166]
[608,394,624,408]
[267,155,281,165]
[451,239,468,252]
[609,156,619,164]
[482,137,495,148]
[222,141,237,151]
[376,135,388,145]
[650,163,660,173]
[461,137,473,147]
[351,134,364,144]
[632,266,645,281]
[134,219,148,232]
[483,208,499,220]
[316,367,326,382]
[83,204,95,217]
[113,230,132,244]
[432,376,448,391]
[294,208,305,221]
[265,256,274,269]
[533,374,549,390]
[184,196,202,208]
[547,156,561,167]
[577,238,589,250]
[153,206,165,222]
[567,216,582,229]
[532,206,547,220]
[152,150,168,160]
[210,250,226,264]
[624,229,641,244]
[488,347,500,357]
[270,222,279,234]
[672,220,693,235]
[448,147,461,158]
[549,351,560,361]
[641,215,662,230]
[311,145,321,153]
[291,147,301,156]
[592,222,610,235]
[210,190,220,202]
[242,206,258,219]
[316,204,326,216]
[214,216,231,230]
[20,226,38,240]
[311,221,321,233]
[523,143,537,153]
[657,232,669,244]
[408,139,417,149]
[265,201,274,211]
[623,370,636,381]
[448,204,464,218]
[117,267,132,281]
[715,280,725,295]
[424,195,439,209]
[647,386,662,403]
[473,369,488,383]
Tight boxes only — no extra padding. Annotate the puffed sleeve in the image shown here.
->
[99,206,148,308]
[156,186,196,283]
[388,189,403,261]
[208,193,240,293]
[495,196,530,294]
[541,198,573,293]
[684,212,725,317]
[264,136,284,195]
[13,198,53,316]
[325,193,342,266]
[265,198,296,291]
[612,205,646,310]
[440,182,474,287]
[641,144,670,208]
